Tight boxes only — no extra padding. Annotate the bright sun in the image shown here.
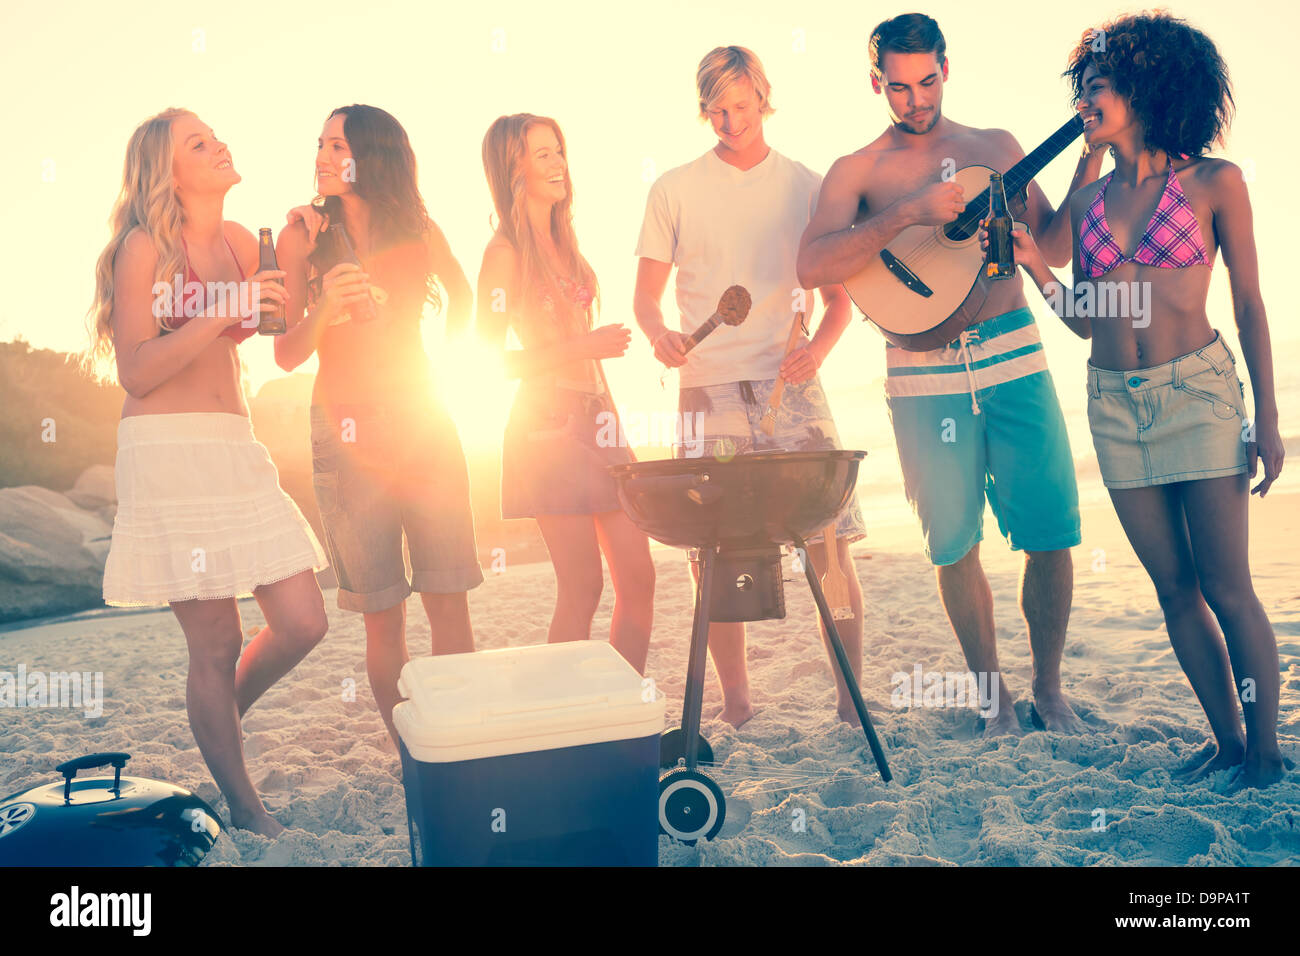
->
[426,330,517,453]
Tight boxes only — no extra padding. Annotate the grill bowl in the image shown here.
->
[609,450,865,550]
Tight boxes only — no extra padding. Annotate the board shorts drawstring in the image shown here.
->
[955,329,982,415]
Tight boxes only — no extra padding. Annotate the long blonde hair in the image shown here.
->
[83,107,191,382]
[481,113,598,337]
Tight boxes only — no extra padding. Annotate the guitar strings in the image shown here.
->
[873,119,1083,283]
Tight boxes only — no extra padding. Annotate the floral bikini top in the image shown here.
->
[533,273,603,393]
[1078,164,1210,279]
[539,274,594,317]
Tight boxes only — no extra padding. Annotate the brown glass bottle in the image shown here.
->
[984,172,1015,280]
[327,223,378,323]
[256,228,287,334]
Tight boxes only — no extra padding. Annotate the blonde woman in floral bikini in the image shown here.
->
[477,113,655,673]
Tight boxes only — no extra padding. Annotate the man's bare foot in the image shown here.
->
[1029,693,1088,734]
[229,807,285,838]
[982,709,1022,738]
[718,700,755,728]
[837,704,862,728]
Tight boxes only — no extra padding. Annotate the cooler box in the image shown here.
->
[393,641,665,866]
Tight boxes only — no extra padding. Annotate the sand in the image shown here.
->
[2,495,1297,866]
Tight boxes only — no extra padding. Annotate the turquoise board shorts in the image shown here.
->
[884,307,1081,566]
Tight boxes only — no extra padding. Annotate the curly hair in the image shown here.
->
[1063,10,1233,158]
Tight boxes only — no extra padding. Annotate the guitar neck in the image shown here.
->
[1007,114,1086,196]
[956,115,1085,228]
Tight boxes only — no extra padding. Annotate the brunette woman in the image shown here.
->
[276,105,482,751]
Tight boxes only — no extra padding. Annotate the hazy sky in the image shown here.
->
[4,0,1295,467]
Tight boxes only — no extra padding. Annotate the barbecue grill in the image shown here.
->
[611,450,891,844]
[0,752,222,866]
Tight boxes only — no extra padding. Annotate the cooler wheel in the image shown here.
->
[659,728,715,769]
[658,768,725,844]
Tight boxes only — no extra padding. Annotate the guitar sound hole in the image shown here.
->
[944,220,977,242]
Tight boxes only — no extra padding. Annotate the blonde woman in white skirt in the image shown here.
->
[86,109,330,837]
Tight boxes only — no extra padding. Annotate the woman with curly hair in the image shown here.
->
[477,113,654,673]
[990,11,1285,787]
[275,105,483,751]
[88,109,330,836]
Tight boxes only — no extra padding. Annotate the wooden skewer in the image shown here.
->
[759,312,806,436]
[820,522,853,621]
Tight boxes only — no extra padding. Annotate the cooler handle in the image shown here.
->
[55,752,130,802]
[483,698,613,721]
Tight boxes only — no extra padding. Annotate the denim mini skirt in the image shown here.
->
[1086,331,1250,489]
[501,381,633,518]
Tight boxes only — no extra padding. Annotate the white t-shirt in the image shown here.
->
[635,147,821,387]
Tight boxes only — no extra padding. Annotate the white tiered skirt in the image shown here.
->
[103,413,328,606]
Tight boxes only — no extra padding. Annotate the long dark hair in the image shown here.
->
[308,104,441,311]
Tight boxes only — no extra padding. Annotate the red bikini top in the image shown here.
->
[163,236,256,343]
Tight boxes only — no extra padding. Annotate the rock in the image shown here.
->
[0,486,111,623]
[65,464,116,509]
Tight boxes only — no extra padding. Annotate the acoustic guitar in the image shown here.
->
[842,115,1084,351]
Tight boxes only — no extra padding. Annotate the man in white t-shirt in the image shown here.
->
[633,45,868,728]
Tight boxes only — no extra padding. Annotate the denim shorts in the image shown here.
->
[675,374,866,547]
[1086,330,1249,489]
[501,381,634,518]
[885,308,1081,565]
[310,400,483,612]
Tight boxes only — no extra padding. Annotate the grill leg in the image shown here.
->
[680,546,716,771]
[791,533,892,783]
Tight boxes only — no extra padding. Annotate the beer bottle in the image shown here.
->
[985,172,1016,280]
[327,223,378,323]
[256,228,287,334]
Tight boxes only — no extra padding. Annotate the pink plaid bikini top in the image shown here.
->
[1078,165,1209,279]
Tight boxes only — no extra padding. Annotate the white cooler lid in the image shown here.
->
[393,641,665,763]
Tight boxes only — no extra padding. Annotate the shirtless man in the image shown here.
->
[797,13,1105,735]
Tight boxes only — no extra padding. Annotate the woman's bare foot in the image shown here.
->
[837,704,862,728]
[1029,693,1088,733]
[718,699,755,728]
[982,709,1022,738]
[1226,752,1287,791]
[1178,740,1246,783]
[229,806,285,838]
[1172,740,1218,778]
